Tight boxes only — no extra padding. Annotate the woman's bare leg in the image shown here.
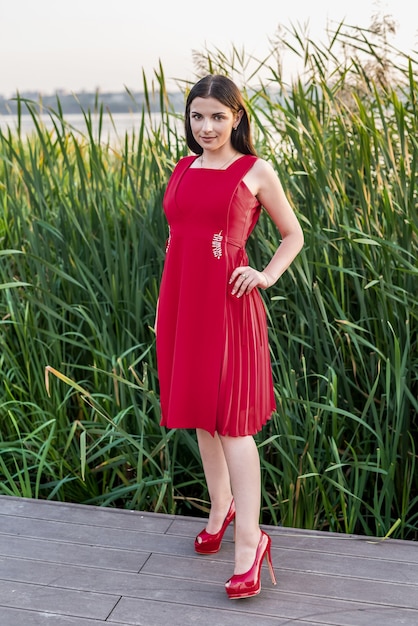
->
[219,434,261,574]
[196,428,233,533]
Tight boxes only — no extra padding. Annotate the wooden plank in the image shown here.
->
[0,580,119,620]
[108,596,292,626]
[0,534,147,571]
[0,496,173,533]
[275,546,418,585]
[0,607,108,626]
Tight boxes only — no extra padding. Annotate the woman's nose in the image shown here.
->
[202,118,213,132]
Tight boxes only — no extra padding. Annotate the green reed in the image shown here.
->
[0,22,417,537]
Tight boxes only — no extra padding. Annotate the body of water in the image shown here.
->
[0,112,182,143]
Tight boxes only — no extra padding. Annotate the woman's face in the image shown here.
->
[189,96,241,153]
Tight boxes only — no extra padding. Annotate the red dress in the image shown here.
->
[156,154,276,437]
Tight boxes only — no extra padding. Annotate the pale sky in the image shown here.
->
[1,0,416,96]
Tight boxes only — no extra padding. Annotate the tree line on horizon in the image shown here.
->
[0,89,186,116]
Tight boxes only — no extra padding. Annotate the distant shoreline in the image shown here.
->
[0,90,185,116]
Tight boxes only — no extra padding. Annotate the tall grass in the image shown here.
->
[0,23,417,538]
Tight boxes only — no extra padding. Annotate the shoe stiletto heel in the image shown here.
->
[195,500,235,554]
[225,530,277,599]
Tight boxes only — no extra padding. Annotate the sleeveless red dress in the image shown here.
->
[156,154,276,437]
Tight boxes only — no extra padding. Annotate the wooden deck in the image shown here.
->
[0,495,417,625]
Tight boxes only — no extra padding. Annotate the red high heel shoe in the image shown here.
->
[194,500,235,554]
[225,530,277,599]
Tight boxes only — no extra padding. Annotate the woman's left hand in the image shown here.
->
[229,266,270,297]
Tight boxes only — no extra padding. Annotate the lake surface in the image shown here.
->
[0,112,183,143]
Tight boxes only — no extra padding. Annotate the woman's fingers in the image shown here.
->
[229,267,268,296]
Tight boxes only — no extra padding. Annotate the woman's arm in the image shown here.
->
[230,158,304,297]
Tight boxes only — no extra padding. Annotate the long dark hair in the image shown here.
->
[184,75,257,156]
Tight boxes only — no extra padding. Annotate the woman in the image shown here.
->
[156,74,304,599]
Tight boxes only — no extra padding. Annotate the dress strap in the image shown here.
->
[231,154,258,177]
[163,156,197,209]
[223,155,259,199]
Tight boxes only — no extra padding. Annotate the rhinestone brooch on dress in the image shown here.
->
[212,230,223,259]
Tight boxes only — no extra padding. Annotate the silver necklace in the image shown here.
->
[200,152,238,169]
